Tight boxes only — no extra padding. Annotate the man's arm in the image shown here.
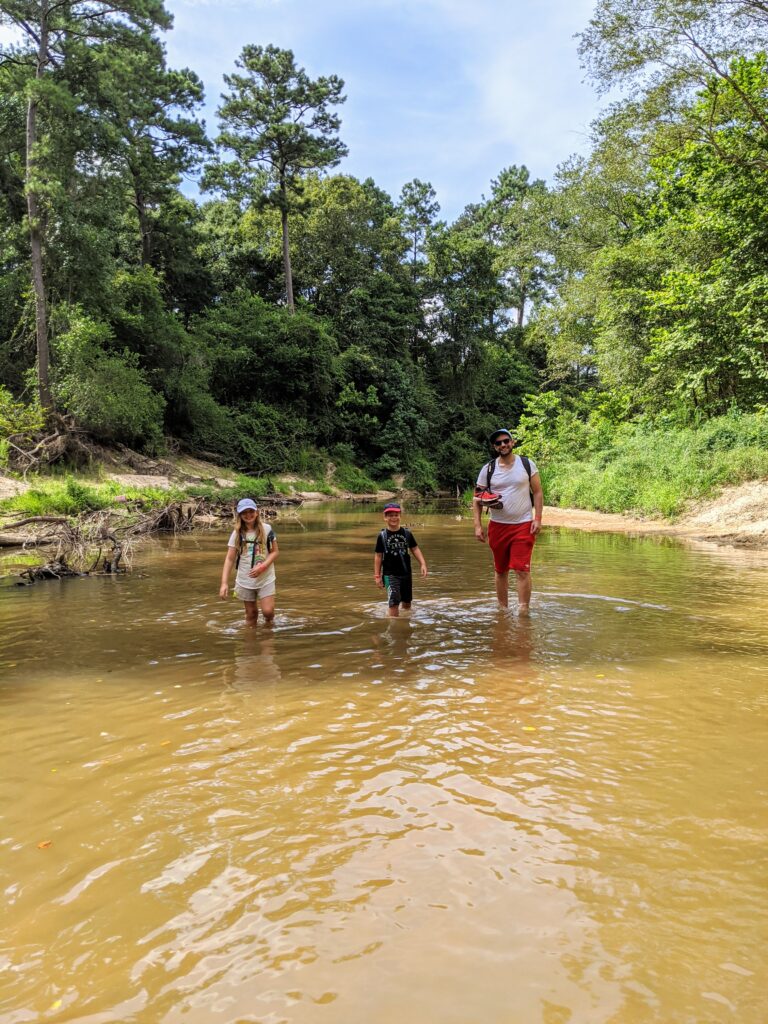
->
[473,495,485,543]
[530,474,543,535]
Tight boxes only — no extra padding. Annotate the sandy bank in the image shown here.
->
[546,479,768,548]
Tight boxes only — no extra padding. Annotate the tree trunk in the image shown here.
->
[135,185,152,265]
[26,1,52,410]
[280,199,294,312]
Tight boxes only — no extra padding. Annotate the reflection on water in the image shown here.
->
[1,506,767,1023]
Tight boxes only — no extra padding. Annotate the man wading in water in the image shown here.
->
[473,428,543,614]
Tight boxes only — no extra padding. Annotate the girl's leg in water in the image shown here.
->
[259,594,276,625]
[243,600,259,626]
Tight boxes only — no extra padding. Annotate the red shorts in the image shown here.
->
[488,520,536,573]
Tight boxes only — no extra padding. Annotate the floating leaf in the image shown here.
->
[37,840,52,849]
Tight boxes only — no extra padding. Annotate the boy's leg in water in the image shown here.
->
[515,570,532,615]
[259,594,276,625]
[386,574,402,618]
[243,600,259,626]
[495,570,510,609]
[399,576,413,613]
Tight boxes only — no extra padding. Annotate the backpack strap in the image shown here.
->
[520,456,534,507]
[235,521,272,571]
[485,458,496,491]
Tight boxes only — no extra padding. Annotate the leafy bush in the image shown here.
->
[529,406,768,517]
[404,455,438,494]
[333,462,378,493]
[0,387,44,467]
[54,311,165,448]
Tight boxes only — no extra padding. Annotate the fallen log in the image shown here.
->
[0,533,55,547]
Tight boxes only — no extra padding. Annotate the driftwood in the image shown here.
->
[18,559,84,584]
[2,497,282,585]
[6,416,96,477]
[0,533,54,547]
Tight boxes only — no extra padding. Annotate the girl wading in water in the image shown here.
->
[219,498,279,625]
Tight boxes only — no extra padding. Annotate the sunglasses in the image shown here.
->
[493,437,513,447]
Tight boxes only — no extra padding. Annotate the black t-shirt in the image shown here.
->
[375,527,417,577]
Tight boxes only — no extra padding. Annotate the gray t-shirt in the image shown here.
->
[228,524,276,589]
[476,456,538,524]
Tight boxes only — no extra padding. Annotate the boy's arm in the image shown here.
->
[411,545,428,577]
[374,551,384,588]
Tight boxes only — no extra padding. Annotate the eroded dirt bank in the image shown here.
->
[545,479,768,548]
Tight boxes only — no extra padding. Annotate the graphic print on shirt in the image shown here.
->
[244,531,265,567]
[376,527,417,576]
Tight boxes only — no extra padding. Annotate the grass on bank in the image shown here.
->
[525,411,768,518]
[0,473,284,518]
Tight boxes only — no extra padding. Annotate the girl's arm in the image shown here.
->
[249,538,279,577]
[411,545,429,577]
[219,546,237,598]
[374,551,384,588]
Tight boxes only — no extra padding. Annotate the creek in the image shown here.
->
[1,504,766,1023]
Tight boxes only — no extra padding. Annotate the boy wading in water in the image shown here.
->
[473,428,543,614]
[219,498,279,626]
[373,503,428,617]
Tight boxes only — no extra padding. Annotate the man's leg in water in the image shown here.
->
[515,570,532,614]
[495,570,509,608]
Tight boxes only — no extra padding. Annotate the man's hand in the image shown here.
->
[530,519,542,536]
[474,525,486,544]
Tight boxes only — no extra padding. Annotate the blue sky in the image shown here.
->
[164,0,603,220]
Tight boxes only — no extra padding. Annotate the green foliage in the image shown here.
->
[53,309,165,447]
[404,455,439,494]
[0,387,44,466]
[524,407,768,517]
[3,11,768,511]
[5,476,116,516]
[333,462,377,493]
[54,307,166,444]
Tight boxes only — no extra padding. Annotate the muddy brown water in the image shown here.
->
[1,504,767,1024]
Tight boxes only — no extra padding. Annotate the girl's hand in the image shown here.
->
[248,563,265,578]
[218,583,229,600]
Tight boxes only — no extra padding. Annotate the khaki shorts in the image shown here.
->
[234,579,276,602]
